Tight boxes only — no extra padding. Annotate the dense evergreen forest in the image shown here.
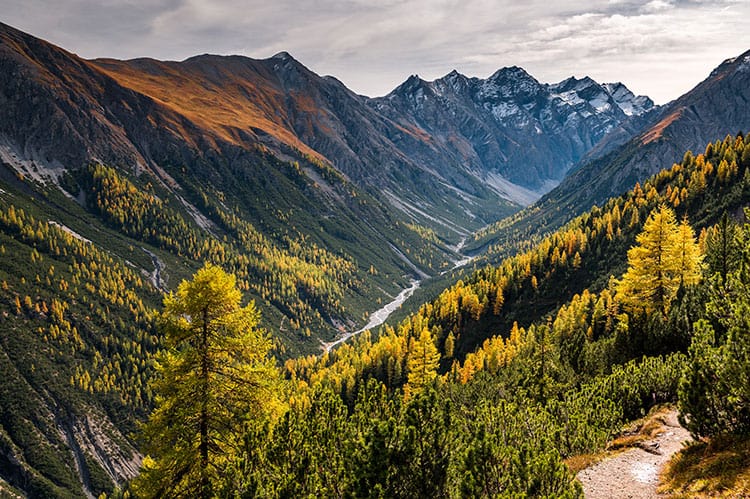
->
[1,134,749,497]
[124,134,750,497]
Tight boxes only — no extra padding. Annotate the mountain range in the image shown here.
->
[1,19,750,497]
[471,48,750,258]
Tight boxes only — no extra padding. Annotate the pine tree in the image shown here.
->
[134,263,283,498]
[704,212,740,284]
[680,211,750,436]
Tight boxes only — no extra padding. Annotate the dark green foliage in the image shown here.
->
[246,379,583,499]
[83,451,115,497]
[680,211,750,437]
[387,387,452,498]
[455,398,582,499]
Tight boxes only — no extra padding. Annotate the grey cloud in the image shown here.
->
[1,0,748,102]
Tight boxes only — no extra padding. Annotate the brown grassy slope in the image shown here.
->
[660,434,750,497]
[91,55,327,161]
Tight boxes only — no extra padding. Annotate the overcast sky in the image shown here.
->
[3,0,749,103]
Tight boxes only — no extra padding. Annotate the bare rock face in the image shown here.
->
[370,67,654,195]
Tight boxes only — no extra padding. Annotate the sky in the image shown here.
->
[3,0,749,104]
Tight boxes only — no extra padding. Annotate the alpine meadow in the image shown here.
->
[1,8,750,498]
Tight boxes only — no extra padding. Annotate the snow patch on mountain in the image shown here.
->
[589,94,612,113]
[491,101,521,119]
[551,89,585,107]
[603,82,654,116]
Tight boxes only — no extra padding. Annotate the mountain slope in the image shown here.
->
[89,52,518,234]
[554,50,750,213]
[471,49,750,260]
[301,132,750,396]
[0,21,470,349]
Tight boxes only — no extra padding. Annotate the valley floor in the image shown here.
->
[577,408,692,498]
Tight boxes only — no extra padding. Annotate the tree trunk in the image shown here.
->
[201,306,210,499]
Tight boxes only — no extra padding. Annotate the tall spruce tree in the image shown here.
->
[680,211,750,437]
[134,263,282,498]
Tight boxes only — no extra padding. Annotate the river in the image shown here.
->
[322,279,421,352]
[321,236,475,353]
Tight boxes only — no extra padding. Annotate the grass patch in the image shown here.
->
[659,433,750,497]
[564,453,604,474]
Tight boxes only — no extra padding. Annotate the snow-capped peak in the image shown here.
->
[602,82,654,116]
[479,66,542,100]
[547,77,652,117]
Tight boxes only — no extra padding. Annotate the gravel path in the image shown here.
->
[577,409,692,498]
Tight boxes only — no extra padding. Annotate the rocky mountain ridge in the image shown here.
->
[371,66,654,202]
[0,20,654,238]
[546,49,750,217]
[470,48,750,262]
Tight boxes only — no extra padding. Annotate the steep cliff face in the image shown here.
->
[370,67,654,201]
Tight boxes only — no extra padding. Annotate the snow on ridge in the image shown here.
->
[491,101,521,119]
[550,89,585,107]
[602,82,653,116]
[589,93,612,113]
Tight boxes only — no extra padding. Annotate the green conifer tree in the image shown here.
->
[134,263,282,498]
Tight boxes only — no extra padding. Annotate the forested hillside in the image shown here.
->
[296,134,749,382]
[207,133,748,497]
[2,20,750,498]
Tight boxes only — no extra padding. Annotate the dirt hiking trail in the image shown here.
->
[577,408,692,498]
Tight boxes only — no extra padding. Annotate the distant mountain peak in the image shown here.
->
[432,69,470,94]
[547,76,653,117]
[487,65,536,83]
[712,49,750,78]
[390,74,428,96]
[550,75,597,93]
[602,82,654,116]
[272,50,293,60]
[479,66,542,101]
